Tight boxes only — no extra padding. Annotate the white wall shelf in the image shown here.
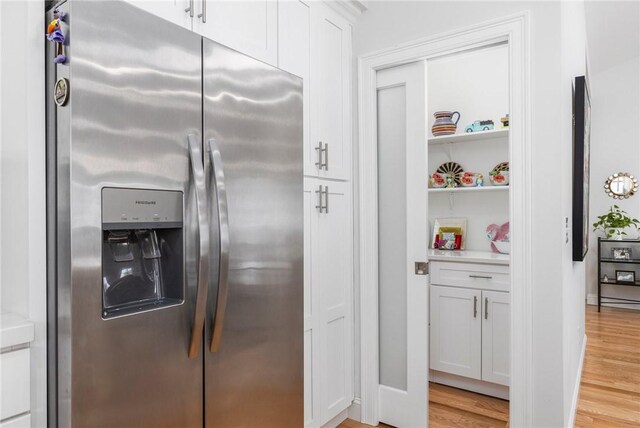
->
[428,186,509,194]
[428,128,509,145]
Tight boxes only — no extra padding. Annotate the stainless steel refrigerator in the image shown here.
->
[45,1,303,426]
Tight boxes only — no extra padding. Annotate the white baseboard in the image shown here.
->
[347,398,361,422]
[321,409,349,428]
[567,334,587,428]
[588,292,640,310]
[586,293,597,306]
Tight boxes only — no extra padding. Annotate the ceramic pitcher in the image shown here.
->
[432,111,461,136]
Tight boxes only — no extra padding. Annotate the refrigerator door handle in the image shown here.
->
[187,134,210,359]
[208,138,230,353]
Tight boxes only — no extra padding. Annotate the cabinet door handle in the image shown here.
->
[197,0,206,23]
[473,296,478,318]
[185,0,194,17]
[324,186,329,214]
[324,143,329,171]
[315,185,323,212]
[485,297,489,319]
[315,141,328,170]
[469,274,493,279]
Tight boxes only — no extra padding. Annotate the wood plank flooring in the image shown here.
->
[575,305,640,427]
[338,383,509,428]
[340,305,640,427]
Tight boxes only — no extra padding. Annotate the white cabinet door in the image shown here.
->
[123,0,193,30]
[309,4,352,180]
[195,0,278,66]
[313,180,353,424]
[278,0,311,178]
[430,285,482,379]
[303,179,321,428]
[482,291,510,386]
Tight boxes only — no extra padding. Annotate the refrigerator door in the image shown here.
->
[203,40,304,427]
[48,2,204,426]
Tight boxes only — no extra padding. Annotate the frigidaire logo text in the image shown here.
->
[135,200,156,205]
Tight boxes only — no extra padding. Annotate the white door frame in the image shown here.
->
[357,12,532,427]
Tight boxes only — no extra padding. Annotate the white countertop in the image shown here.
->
[428,249,510,265]
[0,313,34,349]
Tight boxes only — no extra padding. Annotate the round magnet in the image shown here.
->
[54,78,69,106]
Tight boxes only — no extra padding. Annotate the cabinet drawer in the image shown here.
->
[430,261,509,292]
[0,348,30,420]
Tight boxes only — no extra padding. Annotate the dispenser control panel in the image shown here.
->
[102,187,183,230]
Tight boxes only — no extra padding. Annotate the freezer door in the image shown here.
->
[203,40,304,427]
[49,1,204,426]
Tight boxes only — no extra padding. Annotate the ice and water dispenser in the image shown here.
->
[102,188,184,319]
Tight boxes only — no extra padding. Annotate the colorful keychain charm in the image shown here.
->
[47,9,67,64]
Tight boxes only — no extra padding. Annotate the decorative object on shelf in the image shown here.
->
[615,270,635,284]
[612,247,632,260]
[603,274,609,282]
[464,119,494,132]
[429,172,447,188]
[572,75,591,261]
[486,222,510,254]
[436,162,463,186]
[46,8,68,64]
[432,111,461,136]
[461,172,484,187]
[592,205,640,240]
[489,170,509,186]
[500,114,509,128]
[493,161,509,172]
[432,218,467,250]
[604,172,638,199]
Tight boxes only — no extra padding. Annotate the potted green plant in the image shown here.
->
[592,205,640,240]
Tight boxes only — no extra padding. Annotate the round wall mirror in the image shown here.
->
[605,172,638,199]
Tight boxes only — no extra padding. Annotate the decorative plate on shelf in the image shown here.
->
[436,162,464,185]
[493,161,509,172]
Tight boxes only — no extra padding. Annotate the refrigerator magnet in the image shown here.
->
[54,78,69,106]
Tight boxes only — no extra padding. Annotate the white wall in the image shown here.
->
[560,1,588,424]
[427,45,509,251]
[0,1,47,426]
[585,56,640,308]
[353,2,586,426]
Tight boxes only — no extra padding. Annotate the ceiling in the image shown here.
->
[585,0,640,75]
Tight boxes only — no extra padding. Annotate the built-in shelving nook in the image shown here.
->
[427,42,512,402]
[427,43,510,255]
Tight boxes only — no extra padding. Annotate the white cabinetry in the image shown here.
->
[309,5,352,180]
[482,290,510,386]
[305,179,353,427]
[124,0,193,30]
[429,260,510,394]
[430,285,482,379]
[194,0,278,65]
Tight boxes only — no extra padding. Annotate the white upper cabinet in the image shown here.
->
[194,0,278,66]
[124,0,194,30]
[310,4,352,180]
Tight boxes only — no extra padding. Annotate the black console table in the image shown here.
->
[598,238,640,311]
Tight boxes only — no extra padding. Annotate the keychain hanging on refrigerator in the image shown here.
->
[46,8,67,64]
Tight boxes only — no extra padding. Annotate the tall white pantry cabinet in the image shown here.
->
[122,1,356,427]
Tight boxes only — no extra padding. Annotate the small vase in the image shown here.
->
[432,111,460,136]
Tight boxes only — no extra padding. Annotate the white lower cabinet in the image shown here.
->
[304,178,353,427]
[430,283,510,387]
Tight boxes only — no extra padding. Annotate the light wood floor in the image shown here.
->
[575,305,640,427]
[339,382,509,428]
[340,305,640,427]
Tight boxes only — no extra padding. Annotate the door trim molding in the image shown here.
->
[357,12,532,426]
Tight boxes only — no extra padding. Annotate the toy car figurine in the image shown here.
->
[464,119,494,132]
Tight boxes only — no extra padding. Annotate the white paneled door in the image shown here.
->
[376,61,428,428]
